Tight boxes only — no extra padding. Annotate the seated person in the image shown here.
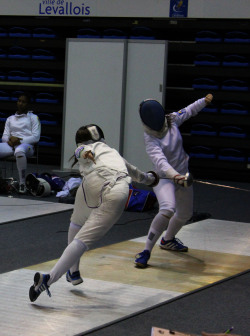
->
[0,93,41,193]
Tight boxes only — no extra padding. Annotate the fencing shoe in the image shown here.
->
[160,237,188,252]
[29,272,51,302]
[134,250,150,268]
[66,270,83,285]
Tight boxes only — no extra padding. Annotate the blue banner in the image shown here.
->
[169,0,188,18]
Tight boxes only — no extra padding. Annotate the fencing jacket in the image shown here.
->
[143,98,207,177]
[75,141,153,207]
[2,111,41,144]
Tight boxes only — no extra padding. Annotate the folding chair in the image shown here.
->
[1,143,39,179]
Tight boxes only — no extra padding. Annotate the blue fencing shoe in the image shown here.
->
[66,270,83,286]
[29,272,51,302]
[160,237,188,252]
[134,250,150,268]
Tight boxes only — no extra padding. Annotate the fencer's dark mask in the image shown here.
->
[139,99,166,131]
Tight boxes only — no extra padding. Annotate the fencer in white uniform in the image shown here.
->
[29,124,159,302]
[0,93,41,193]
[135,94,213,268]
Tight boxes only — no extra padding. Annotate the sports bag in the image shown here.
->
[124,184,157,212]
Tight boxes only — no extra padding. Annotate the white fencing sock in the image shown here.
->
[48,239,87,286]
[145,210,172,252]
[163,215,184,241]
[68,222,81,244]
[68,222,81,274]
[16,154,27,184]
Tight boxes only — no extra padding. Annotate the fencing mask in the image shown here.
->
[26,174,51,197]
[139,99,166,131]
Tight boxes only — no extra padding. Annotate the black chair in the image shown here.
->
[1,143,39,179]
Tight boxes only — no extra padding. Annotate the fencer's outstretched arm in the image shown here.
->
[173,94,213,127]
[123,159,158,187]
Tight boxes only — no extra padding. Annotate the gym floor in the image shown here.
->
[0,163,249,336]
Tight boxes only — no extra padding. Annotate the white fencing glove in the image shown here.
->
[165,167,193,187]
[173,173,193,187]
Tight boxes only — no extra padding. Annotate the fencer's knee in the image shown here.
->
[14,150,25,158]
[159,209,174,219]
[74,233,90,250]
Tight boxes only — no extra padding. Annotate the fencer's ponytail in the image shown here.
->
[165,114,172,128]
[70,155,78,168]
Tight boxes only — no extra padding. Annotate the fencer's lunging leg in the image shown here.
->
[145,210,173,252]
[48,239,87,286]
[68,222,82,274]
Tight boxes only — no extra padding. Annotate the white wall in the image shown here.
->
[1,0,249,18]
[188,0,250,19]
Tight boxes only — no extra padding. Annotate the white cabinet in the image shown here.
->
[62,39,167,170]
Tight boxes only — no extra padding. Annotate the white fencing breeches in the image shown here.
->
[71,178,129,249]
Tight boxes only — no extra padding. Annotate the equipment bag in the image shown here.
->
[30,172,65,191]
[124,184,157,212]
